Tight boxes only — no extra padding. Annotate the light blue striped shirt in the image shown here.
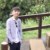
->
[6,16,22,43]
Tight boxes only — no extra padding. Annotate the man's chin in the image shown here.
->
[15,15,18,17]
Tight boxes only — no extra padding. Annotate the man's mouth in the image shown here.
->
[16,14,18,15]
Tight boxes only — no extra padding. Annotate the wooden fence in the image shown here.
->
[18,13,50,38]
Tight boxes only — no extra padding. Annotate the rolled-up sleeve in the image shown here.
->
[6,20,13,42]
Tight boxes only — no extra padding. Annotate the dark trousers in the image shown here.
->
[8,42,21,50]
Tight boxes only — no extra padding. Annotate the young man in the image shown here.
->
[6,7,22,50]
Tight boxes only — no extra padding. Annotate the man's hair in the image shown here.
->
[12,7,20,11]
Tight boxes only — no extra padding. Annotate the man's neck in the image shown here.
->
[14,16,18,20]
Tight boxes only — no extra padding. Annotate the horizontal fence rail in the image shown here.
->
[18,13,50,19]
[18,13,50,38]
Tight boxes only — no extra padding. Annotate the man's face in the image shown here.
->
[12,10,20,17]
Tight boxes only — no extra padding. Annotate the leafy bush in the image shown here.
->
[1,23,6,28]
[0,26,3,29]
[0,0,36,22]
[42,16,50,25]
[26,4,46,15]
[0,21,6,29]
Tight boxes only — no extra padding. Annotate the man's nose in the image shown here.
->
[16,12,18,13]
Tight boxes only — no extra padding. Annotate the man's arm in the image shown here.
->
[6,20,13,43]
[19,19,22,42]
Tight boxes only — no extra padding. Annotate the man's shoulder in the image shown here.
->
[6,17,12,23]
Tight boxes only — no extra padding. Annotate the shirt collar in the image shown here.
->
[12,16,18,21]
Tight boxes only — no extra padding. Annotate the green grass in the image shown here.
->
[22,18,38,28]
[0,29,6,50]
[22,30,38,39]
[0,16,50,50]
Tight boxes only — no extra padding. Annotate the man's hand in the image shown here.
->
[11,42,13,44]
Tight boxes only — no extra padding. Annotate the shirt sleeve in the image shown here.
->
[6,20,13,42]
[19,19,23,41]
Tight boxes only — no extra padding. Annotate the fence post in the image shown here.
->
[1,42,8,50]
[38,17,42,38]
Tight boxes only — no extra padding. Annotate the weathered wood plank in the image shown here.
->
[46,32,50,47]
[29,39,46,50]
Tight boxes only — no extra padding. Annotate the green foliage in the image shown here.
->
[0,21,6,29]
[45,3,50,12]
[1,23,6,28]
[26,4,46,15]
[0,0,36,22]
[0,0,50,22]
[42,16,50,25]
[22,18,38,28]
